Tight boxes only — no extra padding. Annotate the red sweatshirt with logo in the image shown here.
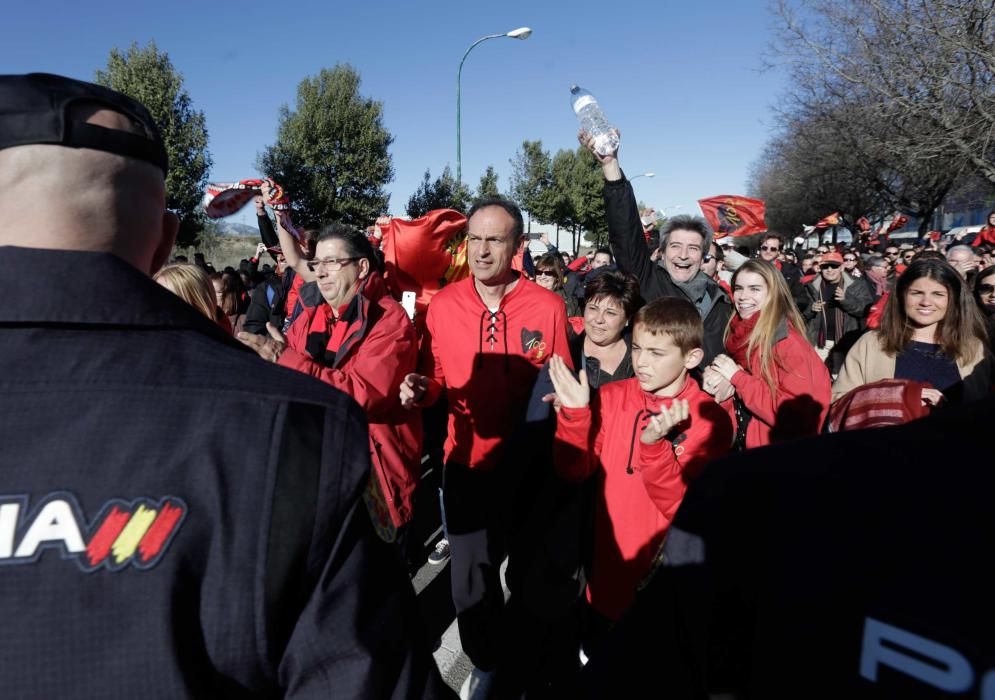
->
[420,275,571,471]
[554,375,733,620]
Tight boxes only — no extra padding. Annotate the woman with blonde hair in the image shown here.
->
[702,259,831,449]
[154,263,230,331]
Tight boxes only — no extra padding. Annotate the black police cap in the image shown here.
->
[0,73,168,175]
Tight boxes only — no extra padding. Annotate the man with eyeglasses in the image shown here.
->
[757,233,809,314]
[581,132,732,364]
[842,252,861,278]
[239,224,424,558]
[803,252,872,375]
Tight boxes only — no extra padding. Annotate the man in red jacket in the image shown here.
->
[240,225,422,546]
[400,197,571,692]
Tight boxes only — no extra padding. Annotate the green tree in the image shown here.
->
[406,166,471,218]
[258,65,394,230]
[570,147,608,248]
[95,41,212,247]
[476,165,500,200]
[508,140,553,232]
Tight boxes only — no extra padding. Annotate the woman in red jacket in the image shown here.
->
[702,259,831,449]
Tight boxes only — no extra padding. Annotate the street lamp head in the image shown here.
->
[507,27,532,39]
[645,172,655,178]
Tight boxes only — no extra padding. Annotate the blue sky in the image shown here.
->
[3,0,788,232]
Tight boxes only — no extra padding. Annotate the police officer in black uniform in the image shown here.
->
[0,73,451,699]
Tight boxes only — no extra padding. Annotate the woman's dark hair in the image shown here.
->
[316,223,383,273]
[879,258,988,361]
[535,253,565,291]
[583,270,643,319]
[210,271,248,316]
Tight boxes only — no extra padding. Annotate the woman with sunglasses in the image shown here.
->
[834,258,993,406]
[973,265,995,353]
[534,252,582,317]
[803,252,873,375]
[703,259,831,450]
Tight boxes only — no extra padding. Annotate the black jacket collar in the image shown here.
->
[0,246,239,345]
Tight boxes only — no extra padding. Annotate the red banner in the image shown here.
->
[697,195,766,238]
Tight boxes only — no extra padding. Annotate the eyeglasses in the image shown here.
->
[306,257,360,272]
[760,245,779,252]
[979,284,995,295]
[535,270,557,277]
[820,263,842,270]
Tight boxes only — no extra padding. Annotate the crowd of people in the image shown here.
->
[3,72,994,699]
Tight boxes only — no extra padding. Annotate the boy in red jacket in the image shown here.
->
[550,297,732,636]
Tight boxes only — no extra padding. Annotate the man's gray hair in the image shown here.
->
[946,244,977,260]
[659,214,713,252]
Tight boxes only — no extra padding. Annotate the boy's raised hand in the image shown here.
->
[548,355,589,410]
[640,399,690,445]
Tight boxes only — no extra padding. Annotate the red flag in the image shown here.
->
[815,212,840,229]
[379,209,467,323]
[887,214,909,234]
[697,195,766,238]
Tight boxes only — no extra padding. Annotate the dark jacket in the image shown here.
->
[777,259,811,315]
[0,247,449,699]
[604,177,732,364]
[243,270,291,335]
[574,395,995,698]
[803,270,873,346]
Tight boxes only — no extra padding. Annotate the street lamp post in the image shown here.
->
[457,26,532,184]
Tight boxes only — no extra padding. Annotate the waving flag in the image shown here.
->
[698,195,766,238]
[379,209,468,323]
[886,214,909,234]
[202,178,291,218]
[815,212,841,229]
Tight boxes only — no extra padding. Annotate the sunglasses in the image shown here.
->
[820,263,842,270]
[843,257,856,262]
[886,250,899,256]
[760,245,780,252]
[534,270,557,277]
[979,284,995,295]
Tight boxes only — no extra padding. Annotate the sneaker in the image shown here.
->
[427,538,450,565]
[459,667,493,700]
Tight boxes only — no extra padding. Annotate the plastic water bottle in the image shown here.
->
[570,85,619,157]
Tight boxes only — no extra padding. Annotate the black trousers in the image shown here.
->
[442,462,510,671]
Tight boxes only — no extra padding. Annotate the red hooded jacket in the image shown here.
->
[554,375,732,620]
[725,317,832,449]
[420,275,571,471]
[278,273,422,529]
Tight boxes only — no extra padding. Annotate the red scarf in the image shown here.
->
[725,312,760,367]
